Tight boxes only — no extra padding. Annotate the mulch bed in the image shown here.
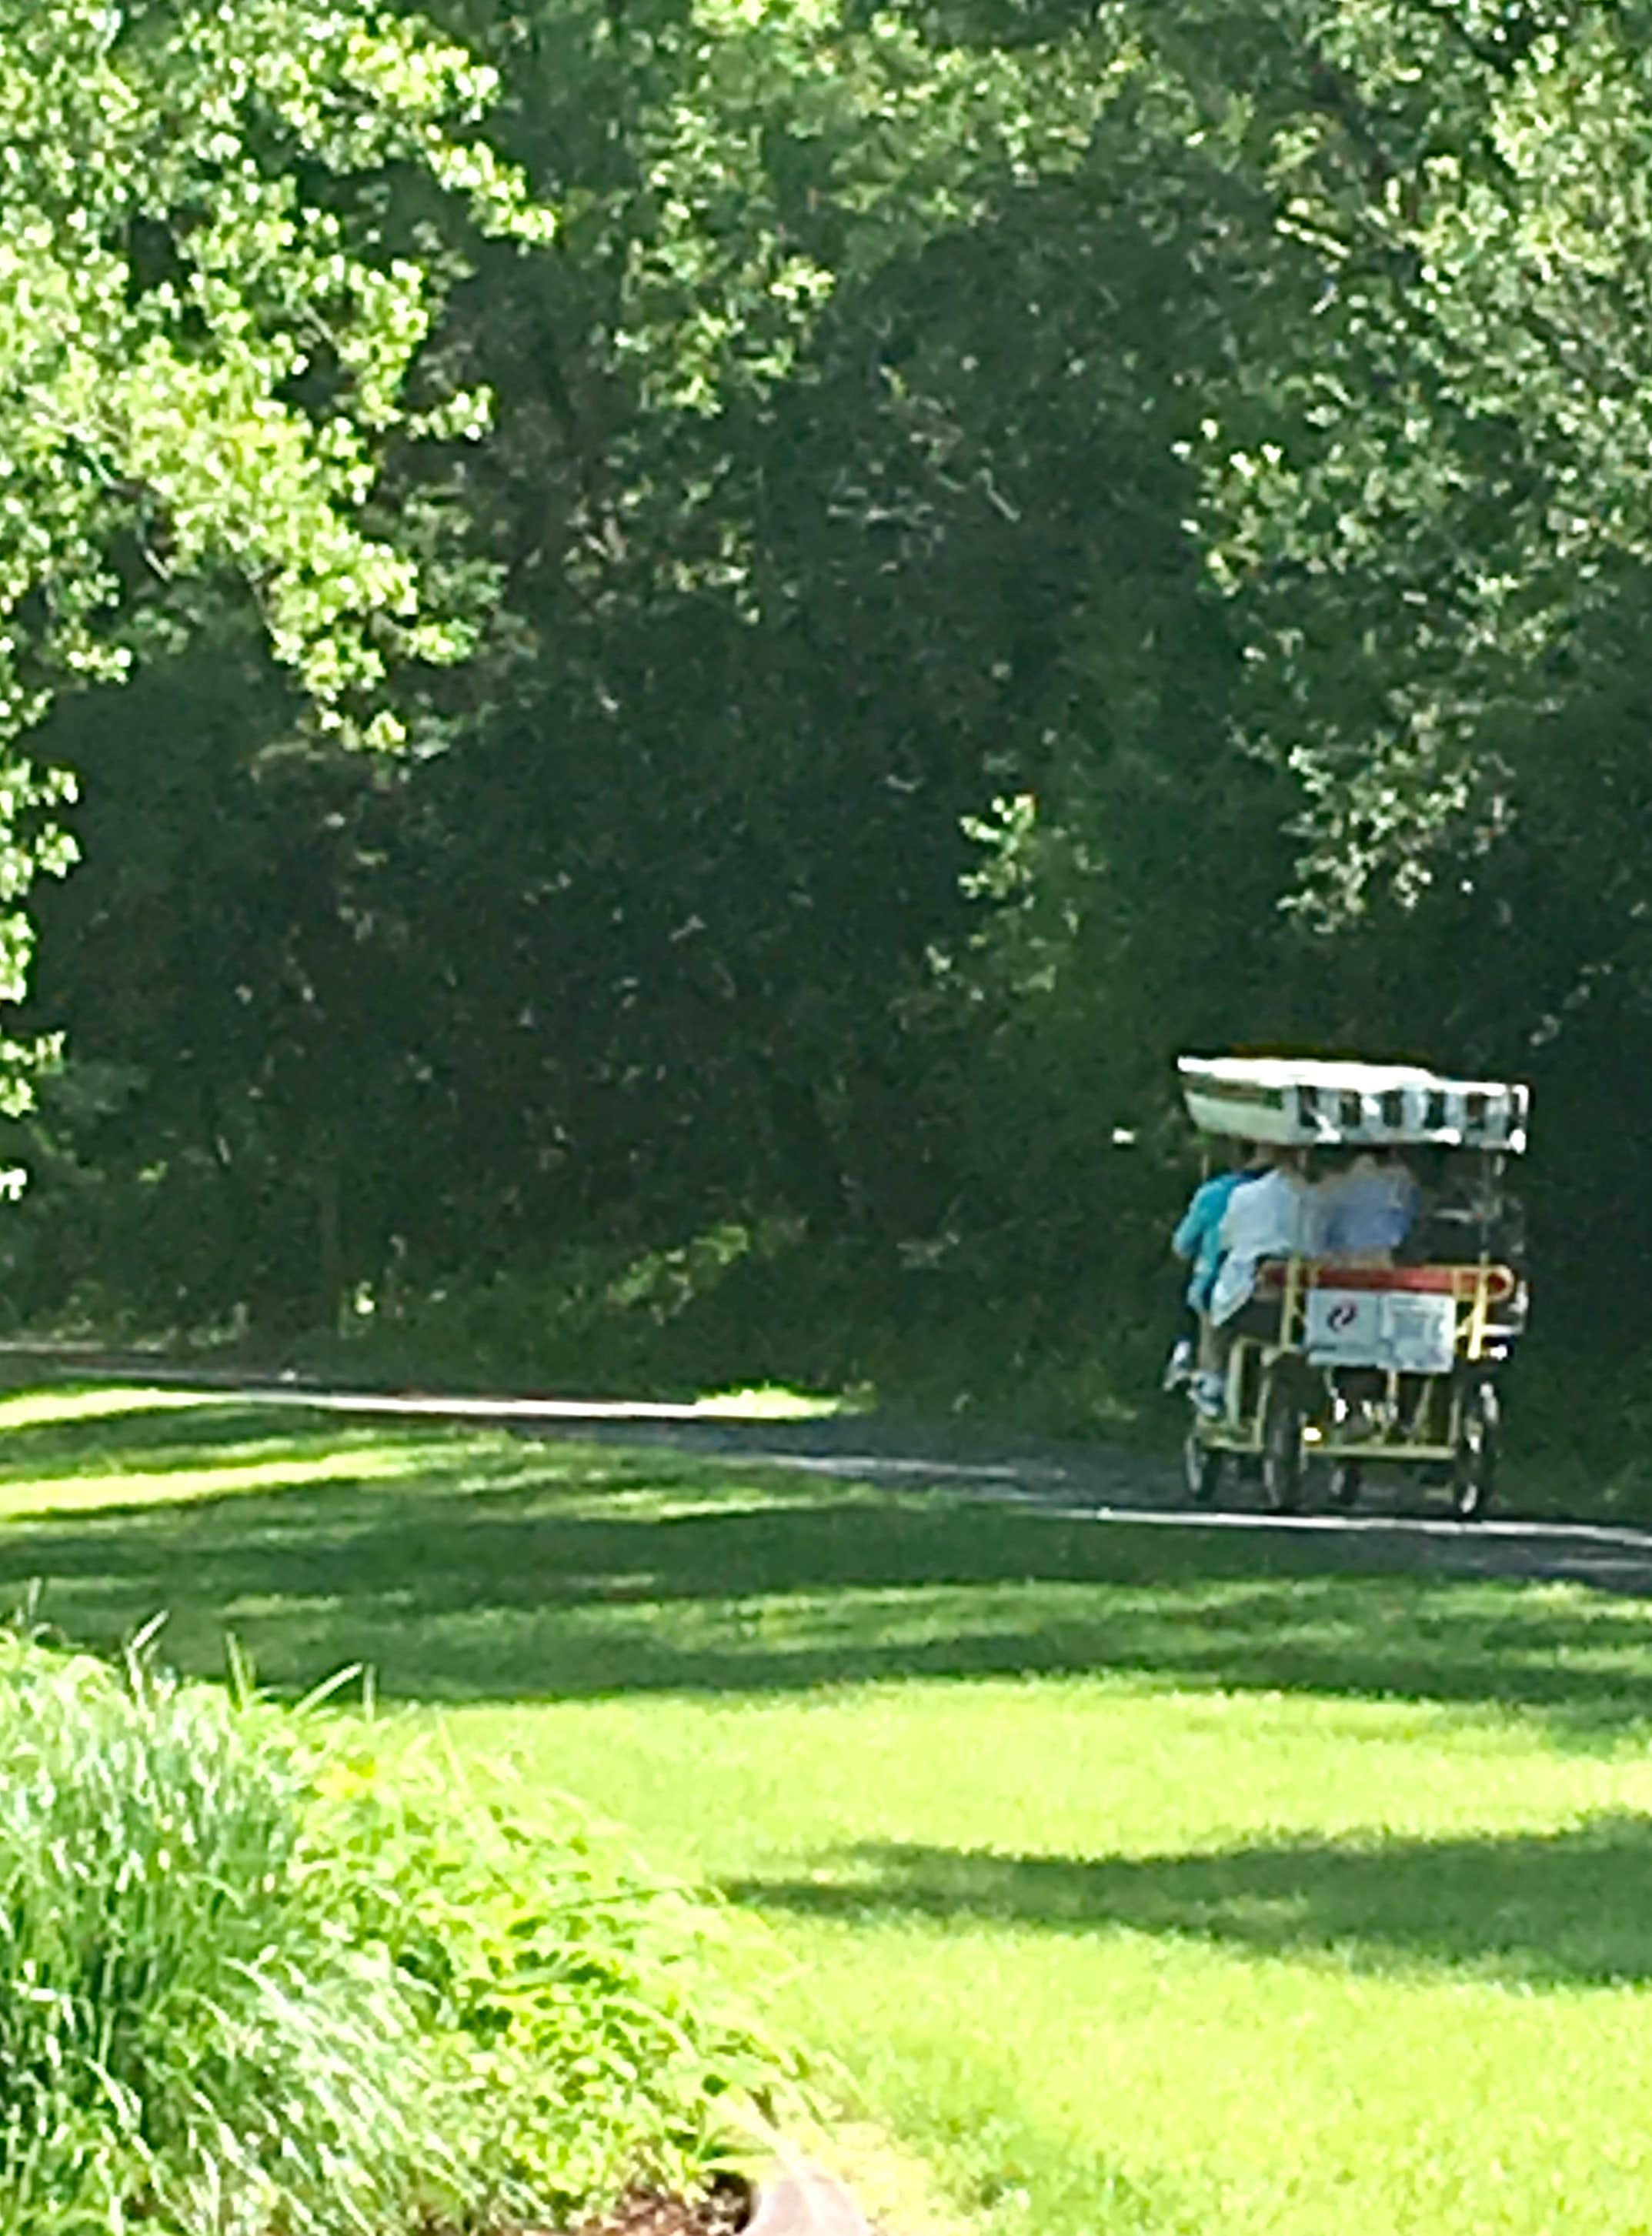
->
[565,2181,751,2236]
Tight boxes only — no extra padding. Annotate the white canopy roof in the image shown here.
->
[1178,1054,1529,1153]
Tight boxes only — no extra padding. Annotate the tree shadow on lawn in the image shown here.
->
[723,1815,1652,1987]
[0,1426,1650,1737]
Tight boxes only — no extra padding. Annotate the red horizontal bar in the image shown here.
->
[1254,1260,1518,1303]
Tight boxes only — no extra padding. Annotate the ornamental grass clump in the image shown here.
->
[0,1630,789,2235]
[0,1633,446,2235]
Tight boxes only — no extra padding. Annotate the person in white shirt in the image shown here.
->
[1190,1148,1323,1417]
[1209,1148,1324,1326]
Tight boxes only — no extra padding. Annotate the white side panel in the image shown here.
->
[1303,1290,1386,1366]
[1304,1290,1457,1374]
[1381,1294,1458,1375]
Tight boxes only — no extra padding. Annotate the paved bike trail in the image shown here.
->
[6,1350,1652,1599]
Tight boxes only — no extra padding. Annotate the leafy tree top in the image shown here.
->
[0,0,552,1100]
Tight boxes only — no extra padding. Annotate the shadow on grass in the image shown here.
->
[0,1408,1649,1737]
[723,1816,1652,1985]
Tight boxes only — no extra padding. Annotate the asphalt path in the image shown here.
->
[7,1350,1652,1597]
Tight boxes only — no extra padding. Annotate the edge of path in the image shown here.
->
[5,1340,1652,1595]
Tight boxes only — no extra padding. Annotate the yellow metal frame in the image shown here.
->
[1194,1258,1510,1466]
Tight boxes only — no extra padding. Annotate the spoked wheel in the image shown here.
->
[1452,1381,1500,1521]
[1260,1375,1305,1515]
[1183,1426,1227,1508]
[1327,1459,1363,1511]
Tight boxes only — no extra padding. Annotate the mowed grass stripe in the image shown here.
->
[5,1385,1652,2234]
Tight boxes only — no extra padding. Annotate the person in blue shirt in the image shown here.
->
[1319,1148,1420,1263]
[1174,1146,1269,1310]
[1164,1143,1268,1394]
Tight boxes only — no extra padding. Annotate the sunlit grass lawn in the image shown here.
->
[6,1386,1652,2235]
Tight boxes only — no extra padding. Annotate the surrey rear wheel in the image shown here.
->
[1452,1382,1499,1521]
[1183,1426,1227,1507]
[1260,1377,1305,1515]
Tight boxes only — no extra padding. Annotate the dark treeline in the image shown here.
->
[5,0,1651,1443]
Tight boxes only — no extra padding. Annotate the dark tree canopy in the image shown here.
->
[3,0,1649,1427]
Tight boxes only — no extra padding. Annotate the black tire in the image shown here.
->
[1328,1460,1363,1511]
[1452,1382,1499,1520]
[1260,1376,1304,1514]
[1183,1427,1226,1508]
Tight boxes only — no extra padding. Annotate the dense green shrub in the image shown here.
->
[0,1632,791,2235]
[311,1732,792,2222]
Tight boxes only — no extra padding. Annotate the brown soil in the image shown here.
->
[564,2181,751,2236]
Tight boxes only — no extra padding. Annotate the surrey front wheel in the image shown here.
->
[1452,1382,1499,1521]
[1260,1377,1304,1515]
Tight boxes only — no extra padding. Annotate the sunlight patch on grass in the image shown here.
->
[444,1680,1652,2236]
[0,1384,218,1431]
[687,1386,852,1419]
[0,1443,430,1520]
